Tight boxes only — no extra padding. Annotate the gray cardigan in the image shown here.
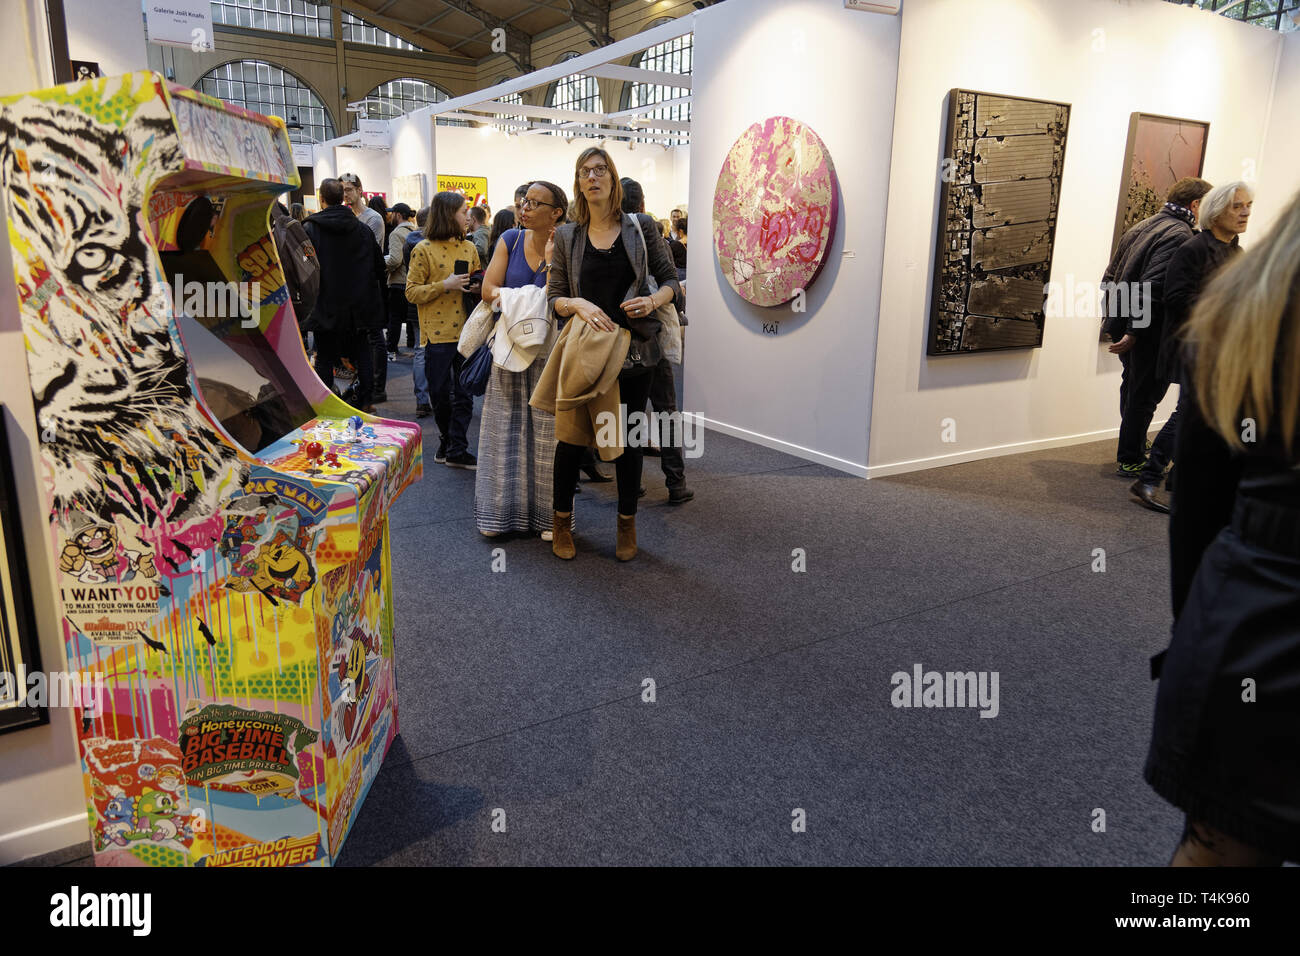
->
[548,212,682,367]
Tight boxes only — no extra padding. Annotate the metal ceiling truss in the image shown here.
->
[344,1,533,70]
[568,0,615,47]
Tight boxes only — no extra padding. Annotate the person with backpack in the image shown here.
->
[271,200,320,333]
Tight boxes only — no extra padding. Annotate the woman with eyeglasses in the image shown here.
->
[543,147,681,561]
[474,181,569,540]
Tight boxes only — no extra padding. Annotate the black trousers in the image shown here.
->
[367,328,387,394]
[554,368,654,516]
[1117,334,1169,465]
[315,327,372,403]
[650,357,686,489]
[386,285,410,351]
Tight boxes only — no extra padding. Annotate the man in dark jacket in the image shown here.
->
[303,178,385,413]
[1103,176,1212,479]
[1128,181,1250,518]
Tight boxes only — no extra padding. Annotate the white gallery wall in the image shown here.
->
[685,0,902,474]
[867,0,1295,476]
[1253,30,1300,239]
[64,0,149,76]
[333,144,393,199]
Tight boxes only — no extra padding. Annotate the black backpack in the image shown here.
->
[271,205,321,329]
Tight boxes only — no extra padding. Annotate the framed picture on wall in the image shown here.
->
[0,408,46,735]
[927,89,1071,355]
[1110,113,1210,256]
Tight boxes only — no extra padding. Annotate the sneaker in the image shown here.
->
[446,452,477,470]
[415,404,432,419]
[541,530,554,542]
[387,352,398,362]
[480,529,501,538]
[1115,461,1143,478]
[434,444,448,464]
[668,486,694,505]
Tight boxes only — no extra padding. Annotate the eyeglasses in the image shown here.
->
[578,164,609,180]
[520,198,558,210]
[340,175,360,186]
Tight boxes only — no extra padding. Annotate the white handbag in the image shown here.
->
[630,215,683,365]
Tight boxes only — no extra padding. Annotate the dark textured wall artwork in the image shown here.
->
[928,90,1070,355]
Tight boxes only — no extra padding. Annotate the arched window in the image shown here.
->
[342,11,427,50]
[209,0,332,38]
[622,23,691,145]
[364,78,449,120]
[196,60,335,144]
[544,52,602,137]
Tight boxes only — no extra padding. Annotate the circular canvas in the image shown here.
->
[713,116,839,307]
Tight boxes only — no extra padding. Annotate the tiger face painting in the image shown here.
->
[0,85,248,532]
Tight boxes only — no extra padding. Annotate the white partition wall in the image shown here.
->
[685,0,902,475]
[334,145,393,199]
[867,0,1293,477]
[1254,30,1300,239]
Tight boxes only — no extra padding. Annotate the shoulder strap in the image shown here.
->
[629,214,660,293]
[629,214,651,269]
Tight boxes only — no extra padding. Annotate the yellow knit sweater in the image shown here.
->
[405,237,482,345]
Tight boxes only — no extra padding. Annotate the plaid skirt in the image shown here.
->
[474,361,556,534]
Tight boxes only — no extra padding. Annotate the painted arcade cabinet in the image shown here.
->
[0,72,421,866]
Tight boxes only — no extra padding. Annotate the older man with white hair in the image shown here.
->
[1128,180,1252,515]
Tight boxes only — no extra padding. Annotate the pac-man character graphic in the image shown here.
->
[228,536,316,603]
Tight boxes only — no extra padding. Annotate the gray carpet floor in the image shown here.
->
[39,352,1183,866]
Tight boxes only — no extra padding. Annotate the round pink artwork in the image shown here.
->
[713,116,839,307]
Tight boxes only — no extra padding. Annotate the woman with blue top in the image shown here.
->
[475,180,569,539]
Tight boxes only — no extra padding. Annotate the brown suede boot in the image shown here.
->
[552,511,575,560]
[615,513,637,561]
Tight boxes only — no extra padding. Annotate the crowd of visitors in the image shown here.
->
[289,150,692,562]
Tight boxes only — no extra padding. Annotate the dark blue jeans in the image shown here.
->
[424,341,471,456]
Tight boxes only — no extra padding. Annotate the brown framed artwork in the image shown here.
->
[1110,113,1209,256]
[928,89,1071,355]
[0,408,47,735]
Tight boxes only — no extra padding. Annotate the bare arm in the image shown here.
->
[480,237,510,307]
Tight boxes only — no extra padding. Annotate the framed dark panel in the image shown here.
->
[928,89,1070,355]
[1110,112,1209,256]
[0,409,48,735]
